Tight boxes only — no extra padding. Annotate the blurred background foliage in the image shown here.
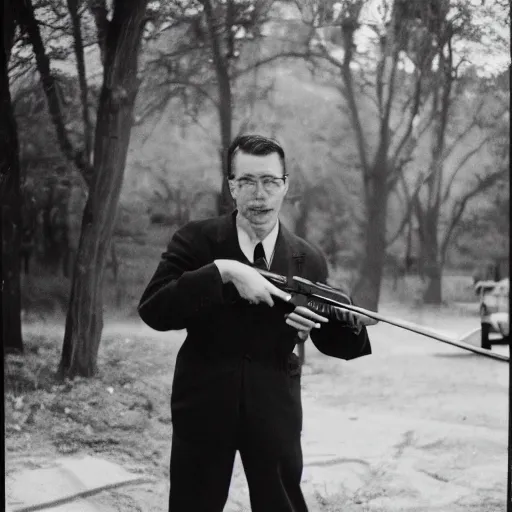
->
[9,0,509,317]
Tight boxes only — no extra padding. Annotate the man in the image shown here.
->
[138,134,373,512]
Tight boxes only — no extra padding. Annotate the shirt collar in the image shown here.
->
[236,216,280,264]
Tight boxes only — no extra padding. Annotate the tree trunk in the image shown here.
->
[423,265,442,304]
[217,97,234,214]
[419,41,452,305]
[294,188,313,239]
[217,163,233,215]
[202,0,234,215]
[421,215,442,304]
[353,168,388,311]
[58,0,148,379]
[1,1,24,354]
[17,0,91,182]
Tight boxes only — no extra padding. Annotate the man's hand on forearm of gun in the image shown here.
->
[285,304,374,340]
[308,301,378,332]
[285,306,328,341]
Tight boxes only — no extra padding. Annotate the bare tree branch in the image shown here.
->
[442,98,502,164]
[356,69,380,113]
[67,0,93,164]
[87,0,108,65]
[391,91,414,134]
[386,168,434,246]
[9,60,37,84]
[237,68,275,133]
[232,50,313,79]
[440,134,492,204]
[381,46,400,137]
[17,0,92,185]
[441,102,484,161]
[147,44,209,62]
[326,150,362,193]
[428,36,454,215]
[142,75,218,113]
[375,42,386,117]
[135,90,174,127]
[387,97,438,191]
[440,168,508,262]
[309,6,370,177]
[389,69,427,170]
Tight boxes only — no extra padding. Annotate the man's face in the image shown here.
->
[229,150,288,229]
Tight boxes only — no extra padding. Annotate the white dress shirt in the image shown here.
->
[237,220,279,268]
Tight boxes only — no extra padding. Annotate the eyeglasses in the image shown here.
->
[231,175,288,193]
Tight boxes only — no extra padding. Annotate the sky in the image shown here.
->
[357,0,510,77]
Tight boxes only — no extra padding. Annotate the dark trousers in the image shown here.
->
[168,431,308,512]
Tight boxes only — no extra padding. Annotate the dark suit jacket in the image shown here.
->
[138,211,371,448]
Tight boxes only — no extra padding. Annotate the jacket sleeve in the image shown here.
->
[310,320,372,361]
[137,222,225,331]
[307,252,372,361]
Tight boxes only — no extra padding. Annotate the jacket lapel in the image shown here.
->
[270,222,306,278]
[212,210,250,263]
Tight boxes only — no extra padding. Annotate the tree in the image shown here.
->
[1,0,24,353]
[16,0,149,377]
[415,115,508,303]
[293,0,509,308]
[294,0,443,309]
[452,187,508,273]
[15,1,95,187]
[400,3,509,303]
[59,0,149,378]
[136,0,280,214]
[12,80,77,277]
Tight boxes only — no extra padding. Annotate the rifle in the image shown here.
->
[257,268,509,363]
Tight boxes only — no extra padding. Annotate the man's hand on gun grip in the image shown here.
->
[214,259,291,307]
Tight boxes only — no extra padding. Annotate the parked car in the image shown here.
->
[474,278,509,350]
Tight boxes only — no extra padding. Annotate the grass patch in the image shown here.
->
[5,327,180,476]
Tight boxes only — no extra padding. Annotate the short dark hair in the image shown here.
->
[227,134,286,179]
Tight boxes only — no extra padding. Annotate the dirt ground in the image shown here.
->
[5,303,509,511]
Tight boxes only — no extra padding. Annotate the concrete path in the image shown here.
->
[6,455,153,512]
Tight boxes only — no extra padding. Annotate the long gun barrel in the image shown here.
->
[257,268,509,363]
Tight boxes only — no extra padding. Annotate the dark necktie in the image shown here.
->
[253,242,268,270]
